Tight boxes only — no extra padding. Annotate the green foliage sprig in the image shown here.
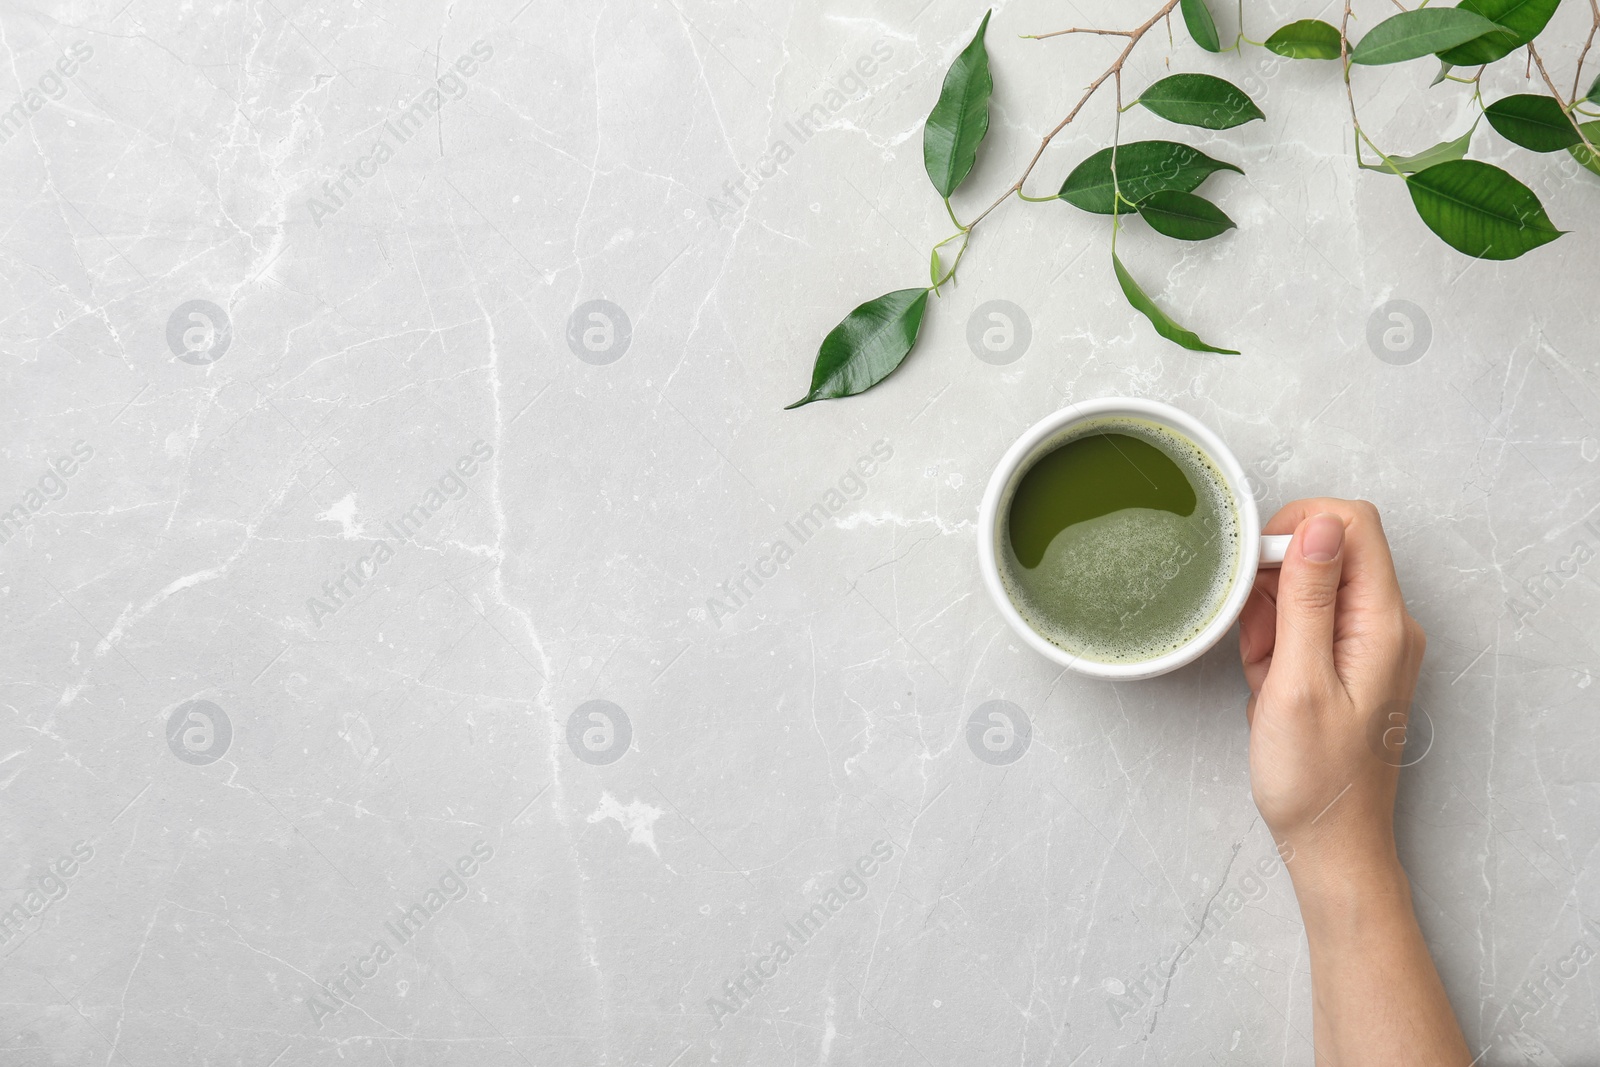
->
[787,0,1596,409]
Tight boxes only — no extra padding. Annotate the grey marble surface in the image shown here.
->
[2,0,1598,1063]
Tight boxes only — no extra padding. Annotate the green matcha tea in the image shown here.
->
[999,417,1240,663]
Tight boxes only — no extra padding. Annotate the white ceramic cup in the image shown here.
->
[977,398,1291,681]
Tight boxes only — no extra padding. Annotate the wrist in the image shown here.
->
[1270,795,1403,910]
[1288,845,1411,935]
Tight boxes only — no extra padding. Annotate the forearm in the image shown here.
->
[1292,856,1470,1067]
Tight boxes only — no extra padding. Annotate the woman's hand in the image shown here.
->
[1238,498,1425,876]
[1237,497,1470,1066]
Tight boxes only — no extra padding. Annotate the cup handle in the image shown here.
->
[1260,534,1292,568]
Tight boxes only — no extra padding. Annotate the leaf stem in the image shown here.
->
[1017,191,1061,202]
[1213,0,1249,54]
[1356,127,1406,176]
[942,196,968,233]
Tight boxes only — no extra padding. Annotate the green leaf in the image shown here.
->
[1359,124,1476,175]
[1059,141,1243,214]
[1263,19,1343,59]
[787,289,930,408]
[1437,0,1562,66]
[1485,93,1584,152]
[1136,74,1264,129]
[1135,190,1236,240]
[923,10,994,198]
[1567,121,1600,177]
[1432,61,1455,85]
[1181,0,1222,52]
[1587,73,1600,106]
[1405,159,1565,260]
[929,248,941,287]
[1349,8,1502,65]
[1112,249,1238,354]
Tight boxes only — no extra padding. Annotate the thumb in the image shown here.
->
[1270,513,1346,682]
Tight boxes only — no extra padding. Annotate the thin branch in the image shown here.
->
[1529,42,1599,157]
[1339,4,1405,174]
[1113,68,1125,210]
[1340,2,1365,167]
[1025,27,1134,39]
[1573,0,1600,103]
[966,0,1182,231]
[1113,68,1126,249]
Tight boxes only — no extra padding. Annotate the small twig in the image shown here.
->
[1340,3,1366,167]
[1339,3,1407,175]
[1112,70,1126,249]
[1025,27,1134,39]
[1113,68,1125,209]
[966,0,1182,231]
[1572,0,1600,103]
[1529,42,1599,156]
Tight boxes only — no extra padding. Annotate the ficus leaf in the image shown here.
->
[1059,141,1243,214]
[1484,93,1584,152]
[1263,19,1343,59]
[1135,190,1236,241]
[1349,8,1502,65]
[923,10,994,199]
[929,248,941,288]
[1567,121,1600,177]
[1436,0,1562,66]
[1112,249,1238,354]
[1180,0,1222,53]
[1404,159,1565,260]
[1587,73,1600,106]
[1359,124,1476,175]
[1432,61,1455,86]
[787,289,930,408]
[1136,74,1264,129]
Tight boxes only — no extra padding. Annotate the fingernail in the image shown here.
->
[1300,513,1344,563]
